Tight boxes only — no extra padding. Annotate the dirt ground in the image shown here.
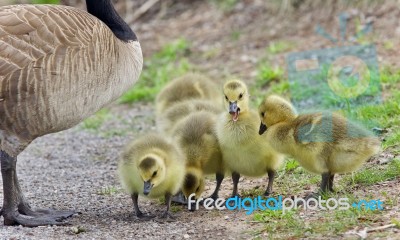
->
[0,0,399,239]
[0,104,256,239]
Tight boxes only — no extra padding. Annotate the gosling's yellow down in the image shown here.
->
[216,80,284,197]
[258,95,381,193]
[155,73,221,115]
[157,99,223,135]
[118,133,185,220]
[171,111,224,200]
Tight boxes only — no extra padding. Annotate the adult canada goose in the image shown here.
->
[258,95,381,195]
[0,1,142,226]
[118,133,185,221]
[216,80,284,197]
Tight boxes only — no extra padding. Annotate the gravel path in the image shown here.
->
[0,104,256,239]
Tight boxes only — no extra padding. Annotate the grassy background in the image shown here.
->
[119,38,192,103]
[106,35,399,238]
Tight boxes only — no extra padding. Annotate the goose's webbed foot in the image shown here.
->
[2,210,73,227]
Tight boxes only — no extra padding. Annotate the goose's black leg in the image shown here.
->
[320,172,331,193]
[199,173,225,208]
[131,193,154,220]
[15,169,75,219]
[159,193,175,221]
[328,174,335,192]
[208,172,224,200]
[231,172,240,197]
[305,172,332,200]
[264,170,276,196]
[1,150,72,227]
[225,172,241,207]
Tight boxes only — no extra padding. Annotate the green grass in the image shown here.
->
[380,66,400,85]
[322,66,400,151]
[251,80,289,107]
[275,168,321,196]
[248,41,399,240]
[253,203,383,238]
[393,218,400,228]
[284,158,300,172]
[351,92,400,128]
[380,191,399,208]
[383,41,394,50]
[230,30,241,41]
[345,159,400,186]
[208,0,238,11]
[256,63,284,86]
[384,131,400,150]
[101,128,131,138]
[253,210,305,237]
[119,38,192,103]
[237,159,318,199]
[251,61,287,105]
[170,205,182,213]
[97,186,120,196]
[348,89,400,150]
[267,41,293,55]
[240,188,265,198]
[252,177,395,238]
[81,109,111,131]
[307,208,380,237]
[251,45,291,104]
[267,81,289,95]
[259,131,399,238]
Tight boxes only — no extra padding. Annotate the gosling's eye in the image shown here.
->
[225,95,228,101]
[239,93,243,99]
[261,112,265,117]
[152,171,157,177]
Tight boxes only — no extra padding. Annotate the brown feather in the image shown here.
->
[0,5,142,156]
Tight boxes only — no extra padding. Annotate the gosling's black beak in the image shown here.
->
[259,122,267,135]
[229,101,238,114]
[143,180,153,195]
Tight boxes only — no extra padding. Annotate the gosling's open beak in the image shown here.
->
[229,102,240,122]
[143,180,153,195]
[259,122,267,135]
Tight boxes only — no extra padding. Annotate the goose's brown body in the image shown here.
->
[0,2,142,227]
[0,5,142,156]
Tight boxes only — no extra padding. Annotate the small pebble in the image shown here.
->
[183,234,190,239]
[71,226,86,234]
